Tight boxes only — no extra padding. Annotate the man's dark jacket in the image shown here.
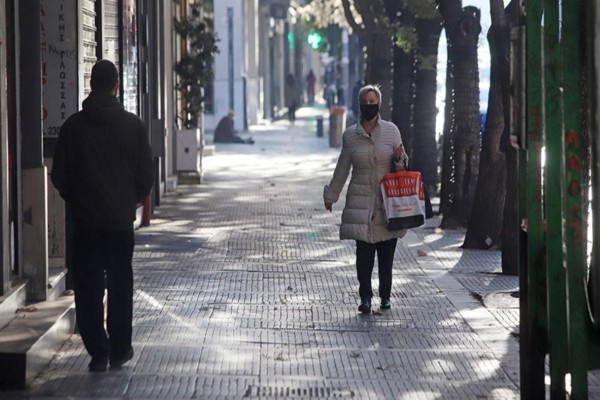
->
[51,91,154,231]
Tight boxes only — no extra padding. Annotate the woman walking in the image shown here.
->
[323,85,408,314]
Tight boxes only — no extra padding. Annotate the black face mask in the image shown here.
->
[360,104,379,121]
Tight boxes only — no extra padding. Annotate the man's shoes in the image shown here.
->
[381,298,391,310]
[88,357,108,372]
[110,347,134,369]
[358,297,371,314]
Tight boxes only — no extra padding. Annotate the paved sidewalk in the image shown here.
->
[8,107,522,399]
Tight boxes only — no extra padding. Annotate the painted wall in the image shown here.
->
[205,0,244,131]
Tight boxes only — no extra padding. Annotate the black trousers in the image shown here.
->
[355,239,398,300]
[72,228,134,359]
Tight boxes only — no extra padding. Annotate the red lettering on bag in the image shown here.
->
[382,171,424,199]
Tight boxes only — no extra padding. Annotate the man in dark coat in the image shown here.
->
[51,60,154,372]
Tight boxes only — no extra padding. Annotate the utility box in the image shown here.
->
[328,106,347,147]
[176,128,204,175]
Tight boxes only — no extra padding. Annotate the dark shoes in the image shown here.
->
[381,298,391,310]
[358,297,372,314]
[109,347,134,369]
[357,298,390,313]
[88,347,134,372]
[88,357,108,372]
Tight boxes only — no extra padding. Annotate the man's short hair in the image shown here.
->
[90,60,119,93]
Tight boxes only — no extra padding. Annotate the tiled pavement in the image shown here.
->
[6,107,528,399]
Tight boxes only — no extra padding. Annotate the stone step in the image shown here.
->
[0,280,28,331]
[203,144,215,156]
[47,267,68,302]
[178,171,202,185]
[0,294,75,389]
[0,269,75,389]
[0,268,68,332]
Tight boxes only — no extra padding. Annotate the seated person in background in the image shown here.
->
[213,111,254,144]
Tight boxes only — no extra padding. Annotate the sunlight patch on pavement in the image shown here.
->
[136,289,206,333]
[399,391,441,399]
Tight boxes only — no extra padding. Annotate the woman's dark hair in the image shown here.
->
[90,60,119,93]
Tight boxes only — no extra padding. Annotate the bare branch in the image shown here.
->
[354,0,377,31]
[341,0,364,35]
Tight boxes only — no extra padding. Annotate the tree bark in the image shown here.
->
[463,0,508,250]
[410,13,442,188]
[439,4,482,228]
[354,0,393,119]
[499,0,519,275]
[365,33,393,119]
[386,1,415,157]
[437,0,461,217]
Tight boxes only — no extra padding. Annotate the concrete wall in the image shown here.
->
[0,0,10,294]
[205,0,246,131]
[163,0,176,185]
[244,0,261,126]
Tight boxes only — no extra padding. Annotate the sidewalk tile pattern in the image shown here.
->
[11,114,528,399]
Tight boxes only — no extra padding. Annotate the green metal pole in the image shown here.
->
[561,0,587,398]
[544,0,568,397]
[522,0,547,398]
[583,0,600,377]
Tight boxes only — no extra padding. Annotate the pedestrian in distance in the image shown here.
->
[306,69,316,105]
[284,73,297,124]
[213,110,254,144]
[51,59,154,372]
[323,84,408,314]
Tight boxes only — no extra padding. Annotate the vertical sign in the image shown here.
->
[122,0,138,114]
[227,7,234,112]
[40,0,77,138]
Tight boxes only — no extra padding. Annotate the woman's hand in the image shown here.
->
[393,144,405,159]
[393,144,409,167]
[325,201,333,212]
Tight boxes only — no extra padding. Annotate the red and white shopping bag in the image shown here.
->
[380,171,426,230]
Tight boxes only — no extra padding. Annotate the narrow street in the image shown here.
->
[13,107,522,399]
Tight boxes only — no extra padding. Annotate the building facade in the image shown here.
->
[0,0,178,301]
[0,0,322,302]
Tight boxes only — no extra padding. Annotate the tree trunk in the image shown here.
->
[437,0,461,217]
[365,33,393,119]
[439,32,455,216]
[410,14,442,189]
[463,0,508,250]
[500,0,519,275]
[387,1,415,157]
[355,0,393,119]
[440,5,482,228]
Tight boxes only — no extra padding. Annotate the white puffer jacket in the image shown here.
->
[324,117,407,243]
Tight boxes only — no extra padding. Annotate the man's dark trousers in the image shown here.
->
[72,228,134,360]
[355,238,398,299]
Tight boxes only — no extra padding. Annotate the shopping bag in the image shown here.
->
[381,170,426,230]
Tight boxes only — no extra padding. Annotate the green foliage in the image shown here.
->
[296,0,354,30]
[406,0,439,20]
[394,27,418,53]
[174,3,219,128]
